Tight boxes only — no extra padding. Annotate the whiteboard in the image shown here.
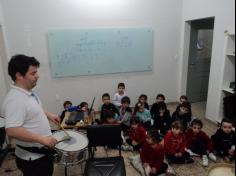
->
[48,28,153,77]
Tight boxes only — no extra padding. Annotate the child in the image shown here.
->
[124,118,147,151]
[211,118,235,160]
[119,96,132,134]
[176,95,192,116]
[186,119,217,166]
[141,130,168,176]
[113,82,127,107]
[135,94,150,111]
[172,101,192,131]
[150,94,166,117]
[135,103,152,129]
[60,100,72,124]
[153,102,171,136]
[103,110,119,125]
[164,121,194,164]
[100,93,120,123]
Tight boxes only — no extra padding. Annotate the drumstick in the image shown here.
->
[56,135,71,144]
[56,122,70,137]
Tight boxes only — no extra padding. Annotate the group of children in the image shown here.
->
[61,83,235,176]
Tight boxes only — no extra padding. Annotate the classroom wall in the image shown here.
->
[0,0,183,114]
[0,4,7,114]
[179,0,235,122]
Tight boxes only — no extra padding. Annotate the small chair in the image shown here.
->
[85,125,126,176]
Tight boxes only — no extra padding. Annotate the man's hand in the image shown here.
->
[45,111,60,124]
[40,136,58,148]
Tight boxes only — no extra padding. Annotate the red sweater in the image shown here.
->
[164,131,186,155]
[129,125,147,144]
[141,142,165,172]
[185,128,213,152]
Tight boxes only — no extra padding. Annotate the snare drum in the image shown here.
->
[208,163,235,176]
[52,130,88,165]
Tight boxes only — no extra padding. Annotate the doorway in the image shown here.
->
[187,18,215,104]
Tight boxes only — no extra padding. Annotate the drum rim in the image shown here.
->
[53,129,88,152]
[208,163,235,174]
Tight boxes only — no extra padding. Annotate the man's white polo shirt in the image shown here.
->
[2,85,52,160]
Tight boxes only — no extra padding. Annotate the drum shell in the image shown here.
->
[52,130,88,165]
[54,147,88,165]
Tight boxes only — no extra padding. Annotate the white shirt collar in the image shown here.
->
[11,85,32,96]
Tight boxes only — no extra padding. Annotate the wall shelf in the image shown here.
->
[222,88,235,94]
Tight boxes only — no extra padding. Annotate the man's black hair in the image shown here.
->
[8,55,40,81]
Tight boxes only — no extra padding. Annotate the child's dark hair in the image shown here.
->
[130,117,140,125]
[8,55,40,81]
[147,130,161,143]
[180,95,188,101]
[121,96,131,104]
[63,101,72,108]
[139,94,148,101]
[180,101,191,110]
[104,109,115,119]
[221,118,234,127]
[158,102,167,110]
[171,121,183,130]
[102,93,110,99]
[156,94,166,101]
[118,82,125,88]
[80,102,88,108]
[191,119,203,128]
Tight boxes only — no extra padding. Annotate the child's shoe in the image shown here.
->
[185,149,200,157]
[202,155,209,167]
[208,153,217,162]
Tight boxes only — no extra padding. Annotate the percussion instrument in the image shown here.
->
[52,130,88,165]
[208,163,235,176]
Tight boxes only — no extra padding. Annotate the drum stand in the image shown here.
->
[64,162,84,176]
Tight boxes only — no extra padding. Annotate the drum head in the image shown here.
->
[208,164,235,176]
[53,130,88,152]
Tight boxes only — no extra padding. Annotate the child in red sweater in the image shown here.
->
[185,119,216,166]
[125,118,147,151]
[164,121,194,164]
[141,130,168,176]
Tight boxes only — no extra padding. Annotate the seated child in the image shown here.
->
[135,94,150,111]
[176,95,192,116]
[119,96,132,134]
[136,103,152,129]
[186,119,217,166]
[153,102,171,136]
[150,94,166,117]
[141,130,168,176]
[211,118,235,160]
[172,101,192,131]
[164,121,194,164]
[60,100,72,123]
[113,82,127,108]
[100,93,120,123]
[103,110,119,125]
[124,118,147,151]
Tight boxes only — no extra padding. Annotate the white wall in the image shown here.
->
[179,0,235,122]
[0,3,8,114]
[0,0,183,114]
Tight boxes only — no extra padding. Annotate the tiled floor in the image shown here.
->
[0,102,235,176]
